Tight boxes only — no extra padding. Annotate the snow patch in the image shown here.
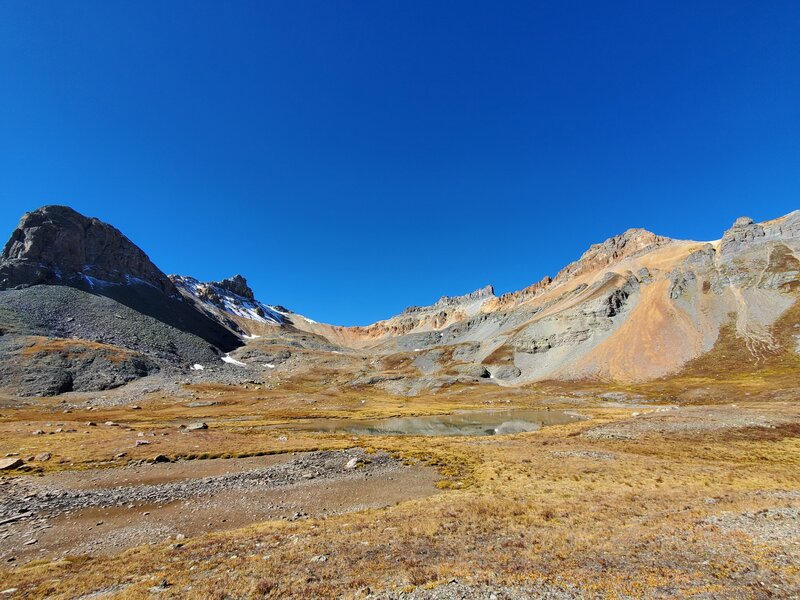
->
[242,333,261,340]
[171,275,285,326]
[190,364,205,371]
[264,363,275,369]
[221,354,247,367]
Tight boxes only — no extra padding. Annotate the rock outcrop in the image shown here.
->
[0,205,174,293]
[217,274,255,301]
[555,228,671,282]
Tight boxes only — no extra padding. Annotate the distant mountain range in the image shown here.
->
[1,204,798,397]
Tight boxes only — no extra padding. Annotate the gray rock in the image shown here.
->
[490,366,521,380]
[454,364,490,378]
[719,216,765,256]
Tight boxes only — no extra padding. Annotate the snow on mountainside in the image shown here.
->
[170,274,287,330]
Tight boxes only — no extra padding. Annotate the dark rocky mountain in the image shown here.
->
[0,206,251,395]
[0,205,173,292]
[0,205,242,354]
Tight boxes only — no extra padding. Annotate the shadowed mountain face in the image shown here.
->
[0,205,799,396]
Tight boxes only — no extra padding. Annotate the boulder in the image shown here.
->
[491,366,521,380]
[0,458,23,470]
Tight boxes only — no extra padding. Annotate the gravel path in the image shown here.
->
[0,449,394,520]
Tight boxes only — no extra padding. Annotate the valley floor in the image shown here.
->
[0,380,799,599]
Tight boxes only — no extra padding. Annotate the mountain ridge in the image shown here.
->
[1,204,799,397]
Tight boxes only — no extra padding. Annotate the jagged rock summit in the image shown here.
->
[0,205,174,293]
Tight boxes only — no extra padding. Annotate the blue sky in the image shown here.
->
[1,1,798,325]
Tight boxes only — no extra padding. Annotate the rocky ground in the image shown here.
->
[0,449,438,564]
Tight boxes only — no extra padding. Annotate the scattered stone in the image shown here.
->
[31,429,44,435]
[135,440,150,446]
[152,454,170,463]
[104,421,120,427]
[345,457,359,470]
[34,452,52,462]
[87,422,97,427]
[311,554,328,563]
[185,422,208,431]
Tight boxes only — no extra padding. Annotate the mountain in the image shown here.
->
[245,211,800,388]
[0,206,252,395]
[315,212,800,385]
[0,204,798,398]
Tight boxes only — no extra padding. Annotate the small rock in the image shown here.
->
[35,452,52,462]
[311,554,328,563]
[135,440,150,446]
[152,454,170,463]
[114,452,127,459]
[130,405,142,410]
[186,422,208,431]
[87,422,97,427]
[345,457,359,470]
[23,539,37,545]
[31,429,44,436]
[104,421,120,427]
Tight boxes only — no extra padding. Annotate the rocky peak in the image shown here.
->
[0,205,174,293]
[719,216,766,257]
[216,274,255,300]
[434,284,495,308]
[556,228,672,282]
[719,212,800,257]
[169,274,285,326]
[402,284,495,314]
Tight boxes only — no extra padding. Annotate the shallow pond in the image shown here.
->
[288,408,581,437]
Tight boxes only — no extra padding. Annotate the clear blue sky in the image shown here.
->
[1,2,798,325]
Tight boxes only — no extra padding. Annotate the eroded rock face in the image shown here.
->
[0,205,174,293]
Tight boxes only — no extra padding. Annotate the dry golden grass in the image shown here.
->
[20,336,136,364]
